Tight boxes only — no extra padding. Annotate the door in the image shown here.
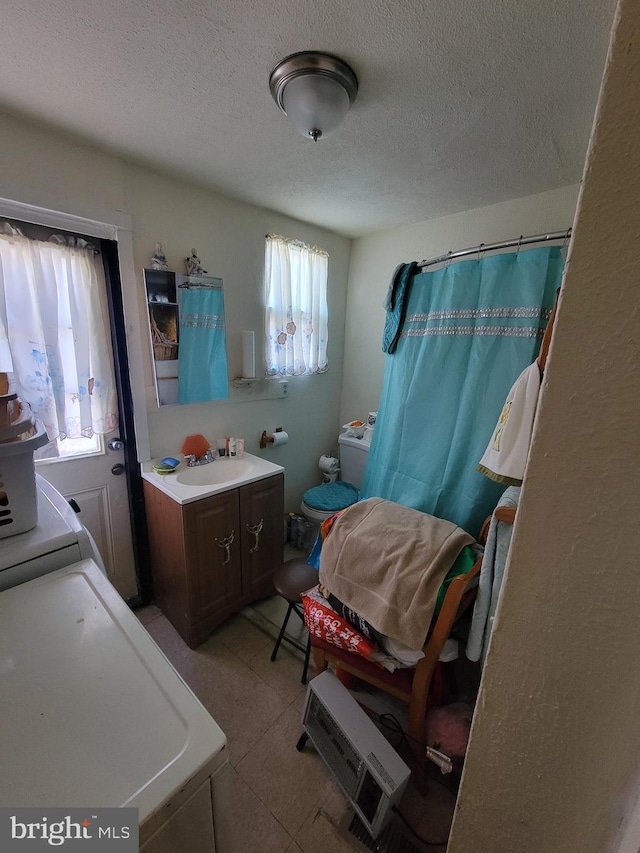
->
[35,236,139,602]
[0,209,148,606]
[37,435,137,600]
[2,222,140,601]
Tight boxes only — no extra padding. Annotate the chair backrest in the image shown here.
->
[424,558,481,655]
[417,515,491,672]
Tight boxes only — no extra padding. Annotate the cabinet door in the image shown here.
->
[183,491,242,626]
[239,474,284,602]
[140,778,216,853]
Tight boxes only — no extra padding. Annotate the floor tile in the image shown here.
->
[235,704,335,837]
[134,603,162,626]
[293,781,358,853]
[250,594,310,644]
[227,764,294,853]
[145,614,288,766]
[213,612,273,663]
[251,594,290,629]
[400,772,456,847]
[290,689,309,716]
[247,642,309,706]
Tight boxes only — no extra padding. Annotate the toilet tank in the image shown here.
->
[338,432,371,489]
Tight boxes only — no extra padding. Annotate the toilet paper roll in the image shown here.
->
[271,430,289,446]
[319,454,340,474]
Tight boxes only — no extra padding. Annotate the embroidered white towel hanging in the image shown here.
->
[477,361,541,487]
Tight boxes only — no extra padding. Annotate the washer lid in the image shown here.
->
[0,560,226,820]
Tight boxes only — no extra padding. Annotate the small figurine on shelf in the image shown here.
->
[150,242,169,271]
[185,248,207,276]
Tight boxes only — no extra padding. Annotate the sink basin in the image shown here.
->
[175,459,253,487]
[142,452,284,505]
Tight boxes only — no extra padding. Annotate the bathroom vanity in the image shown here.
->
[142,454,284,648]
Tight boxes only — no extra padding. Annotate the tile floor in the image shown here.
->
[136,588,457,852]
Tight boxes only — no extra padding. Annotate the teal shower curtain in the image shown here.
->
[178,284,229,403]
[361,246,564,536]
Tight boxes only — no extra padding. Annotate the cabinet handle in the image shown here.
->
[215,530,235,565]
[246,519,264,554]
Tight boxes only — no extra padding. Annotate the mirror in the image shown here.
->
[144,268,229,406]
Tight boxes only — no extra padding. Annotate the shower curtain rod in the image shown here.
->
[416,228,572,270]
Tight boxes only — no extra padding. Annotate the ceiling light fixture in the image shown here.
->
[269,51,358,142]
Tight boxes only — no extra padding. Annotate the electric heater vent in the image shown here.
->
[306,690,364,796]
[346,810,423,853]
[301,671,411,839]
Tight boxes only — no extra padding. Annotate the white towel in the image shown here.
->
[477,362,540,486]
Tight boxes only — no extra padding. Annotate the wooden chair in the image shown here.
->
[310,517,491,782]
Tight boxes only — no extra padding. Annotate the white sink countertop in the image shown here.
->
[141,452,284,505]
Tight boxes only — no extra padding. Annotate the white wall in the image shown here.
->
[449,0,640,848]
[340,185,579,425]
[0,109,352,511]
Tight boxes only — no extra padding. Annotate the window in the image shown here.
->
[264,234,328,376]
[0,222,118,460]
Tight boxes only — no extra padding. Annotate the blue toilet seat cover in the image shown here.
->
[303,481,359,512]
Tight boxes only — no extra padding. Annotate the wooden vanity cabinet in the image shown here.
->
[143,473,284,648]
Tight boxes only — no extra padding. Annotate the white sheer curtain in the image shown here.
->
[0,224,118,441]
[265,235,329,376]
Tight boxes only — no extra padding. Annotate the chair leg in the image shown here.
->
[301,633,311,685]
[311,645,328,675]
[408,692,430,796]
[442,660,458,698]
[270,601,294,662]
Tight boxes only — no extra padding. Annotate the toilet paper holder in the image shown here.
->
[260,427,285,448]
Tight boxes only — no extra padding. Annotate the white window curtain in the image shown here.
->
[265,234,329,376]
[0,223,118,441]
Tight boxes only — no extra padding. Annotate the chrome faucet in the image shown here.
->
[185,449,216,467]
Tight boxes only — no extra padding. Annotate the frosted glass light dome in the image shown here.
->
[270,52,358,142]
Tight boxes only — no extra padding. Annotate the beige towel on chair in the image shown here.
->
[319,497,474,649]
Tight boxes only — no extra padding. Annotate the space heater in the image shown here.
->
[299,671,411,839]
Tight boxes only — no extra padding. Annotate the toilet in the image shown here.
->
[300,431,372,525]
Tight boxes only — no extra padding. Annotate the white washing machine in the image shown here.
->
[0,473,105,592]
[0,478,231,851]
[0,560,230,851]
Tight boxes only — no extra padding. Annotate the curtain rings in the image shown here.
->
[445,250,453,268]
[476,243,485,263]
[516,235,523,254]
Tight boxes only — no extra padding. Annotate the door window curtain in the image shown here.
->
[265,235,329,376]
[0,223,118,441]
[362,246,564,536]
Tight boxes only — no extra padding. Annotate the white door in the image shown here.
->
[0,204,145,605]
[37,434,138,600]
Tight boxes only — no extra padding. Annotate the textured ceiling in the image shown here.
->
[0,0,616,237]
